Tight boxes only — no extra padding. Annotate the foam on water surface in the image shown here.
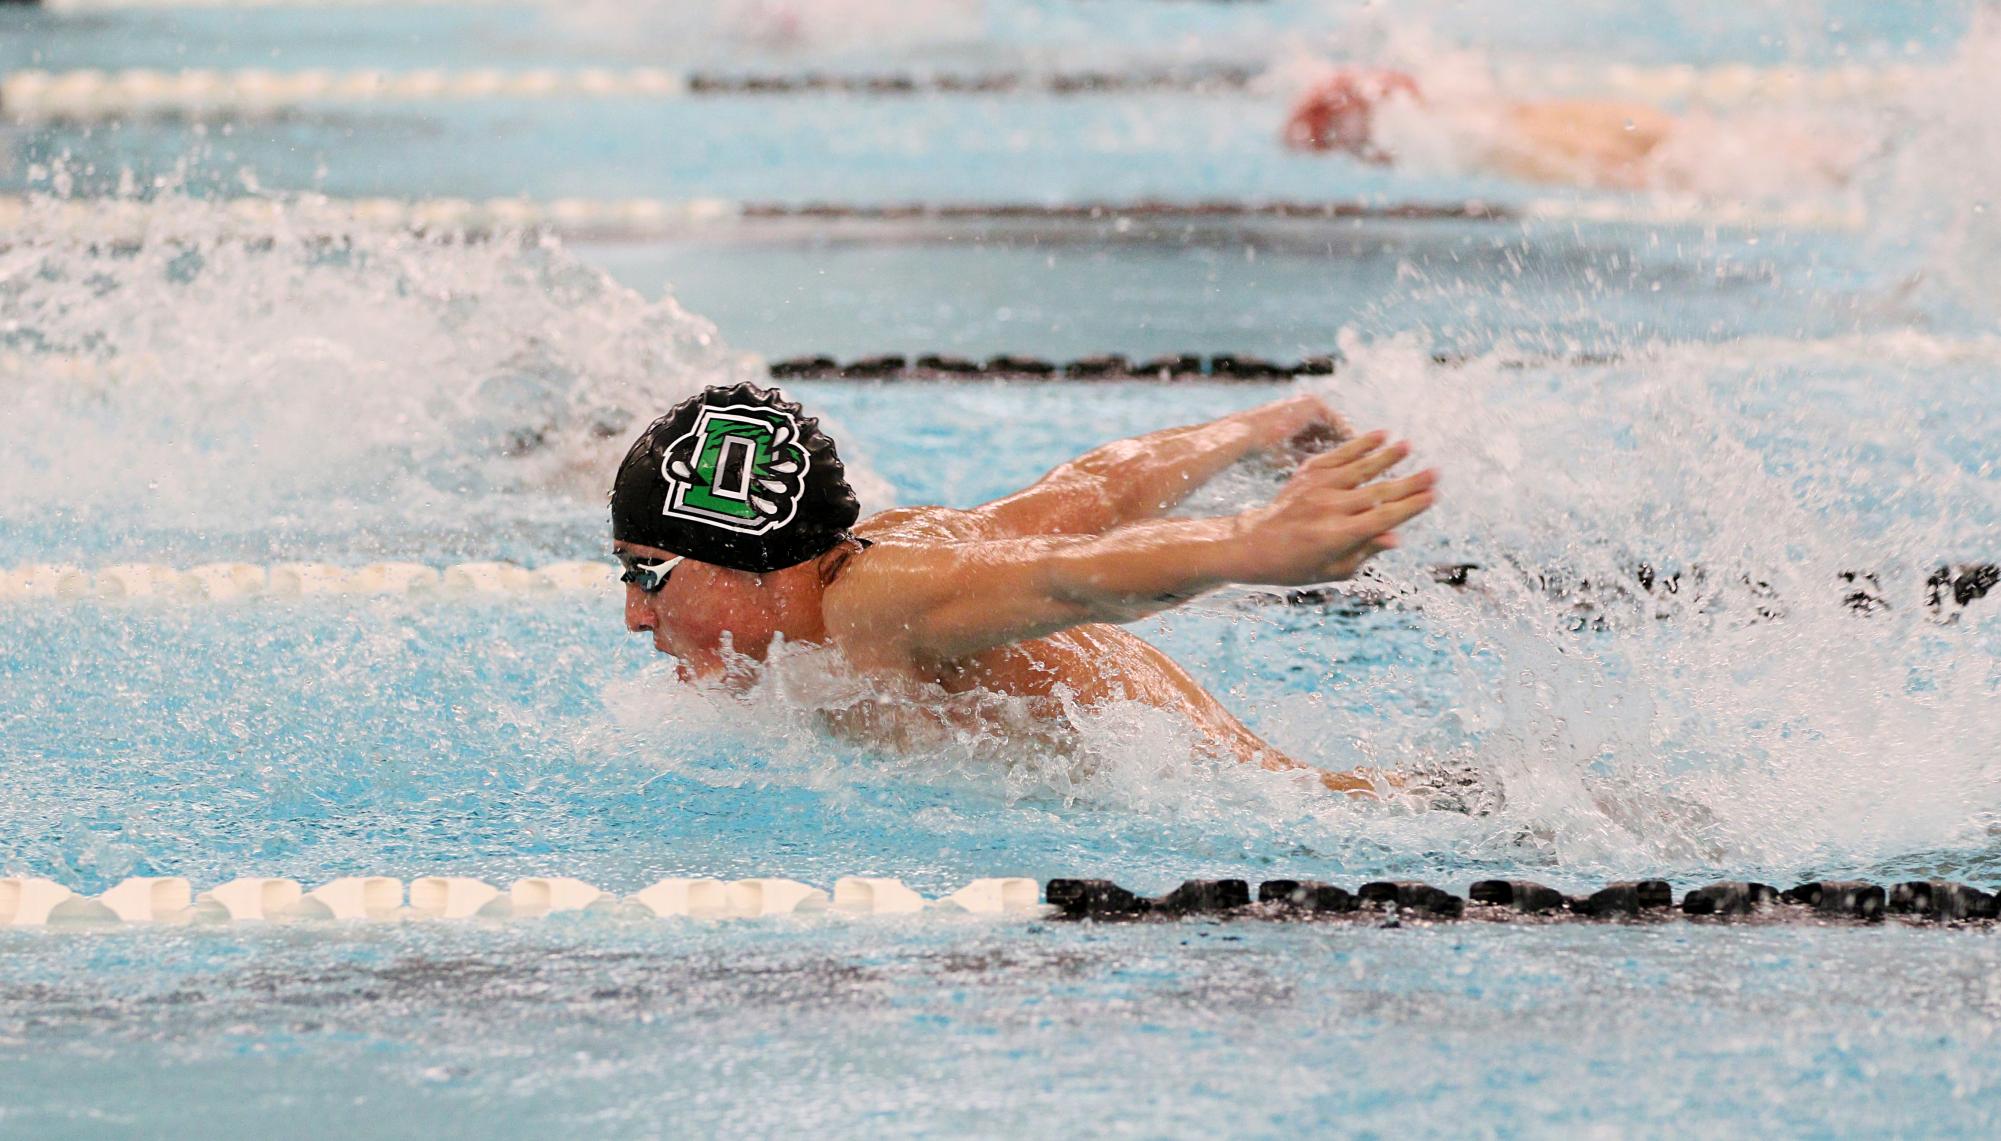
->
[0,194,783,564]
[5,4,2001,1131]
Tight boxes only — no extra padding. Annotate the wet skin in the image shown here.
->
[620,394,1436,795]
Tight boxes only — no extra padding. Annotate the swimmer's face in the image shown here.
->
[616,541,789,679]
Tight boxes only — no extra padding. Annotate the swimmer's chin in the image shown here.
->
[653,647,750,691]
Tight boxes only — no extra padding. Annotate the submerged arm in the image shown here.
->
[974,393,1349,539]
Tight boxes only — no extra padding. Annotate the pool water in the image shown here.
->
[5,0,2001,1137]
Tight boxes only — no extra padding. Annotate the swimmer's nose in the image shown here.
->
[623,583,655,633]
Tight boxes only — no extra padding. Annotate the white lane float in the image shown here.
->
[937,877,1045,915]
[6,564,93,600]
[440,561,544,595]
[267,562,351,596]
[98,876,194,923]
[409,876,502,920]
[507,877,614,917]
[625,878,731,918]
[833,877,928,915]
[726,878,831,917]
[180,562,268,600]
[348,562,440,595]
[0,877,81,926]
[2,874,1056,926]
[3,559,622,603]
[537,561,616,591]
[95,563,184,598]
[291,876,405,921]
[194,877,303,922]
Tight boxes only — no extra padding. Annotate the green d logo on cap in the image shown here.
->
[659,404,809,535]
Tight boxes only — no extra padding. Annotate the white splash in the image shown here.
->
[1303,333,2001,874]
[1868,7,2001,317]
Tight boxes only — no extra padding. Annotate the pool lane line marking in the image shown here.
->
[0,61,1926,124]
[0,194,1870,237]
[7,874,2000,928]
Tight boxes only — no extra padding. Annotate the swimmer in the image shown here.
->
[611,383,1436,796]
[1284,68,1855,192]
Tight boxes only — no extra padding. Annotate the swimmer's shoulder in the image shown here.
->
[824,507,994,660]
[853,505,993,545]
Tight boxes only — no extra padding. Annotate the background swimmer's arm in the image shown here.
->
[972,393,1347,539]
[1483,101,1679,189]
[830,433,1434,663]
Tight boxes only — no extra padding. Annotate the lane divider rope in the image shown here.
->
[37,0,518,9]
[0,874,1047,926]
[0,61,1927,124]
[0,560,615,600]
[771,352,1334,381]
[0,64,1259,122]
[6,873,1999,928]
[2,559,1991,618]
[1045,877,1999,923]
[0,193,1871,241]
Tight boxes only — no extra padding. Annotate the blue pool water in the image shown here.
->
[6,0,2001,1136]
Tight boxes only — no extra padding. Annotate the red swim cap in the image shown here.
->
[1283,70,1422,162]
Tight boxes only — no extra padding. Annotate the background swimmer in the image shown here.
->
[613,385,1436,797]
[1285,67,1865,192]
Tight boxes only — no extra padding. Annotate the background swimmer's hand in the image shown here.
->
[1227,430,1436,584]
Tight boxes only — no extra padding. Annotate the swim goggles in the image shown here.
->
[617,552,684,593]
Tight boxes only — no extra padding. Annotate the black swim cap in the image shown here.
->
[610,382,861,574]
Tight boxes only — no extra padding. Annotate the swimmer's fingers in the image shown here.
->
[1350,467,1436,509]
[1351,484,1436,534]
[1329,439,1413,488]
[1284,435,1387,487]
[1302,466,1432,517]
[1295,435,1411,488]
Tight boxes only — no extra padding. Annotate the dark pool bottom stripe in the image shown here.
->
[1046,878,2001,924]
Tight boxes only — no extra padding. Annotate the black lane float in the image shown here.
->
[1044,878,2001,925]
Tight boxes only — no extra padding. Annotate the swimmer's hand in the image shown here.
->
[1238,392,1352,468]
[1227,430,1436,584]
[1318,766,1401,798]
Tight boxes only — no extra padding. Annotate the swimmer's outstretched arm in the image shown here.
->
[973,394,1347,540]
[830,431,1434,664]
